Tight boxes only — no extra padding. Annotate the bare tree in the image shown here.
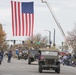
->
[24,33,48,49]
[0,24,8,50]
[67,25,76,51]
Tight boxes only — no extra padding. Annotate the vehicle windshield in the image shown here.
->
[30,50,39,55]
[23,50,28,53]
[41,51,58,56]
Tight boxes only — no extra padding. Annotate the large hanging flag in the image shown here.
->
[11,1,34,36]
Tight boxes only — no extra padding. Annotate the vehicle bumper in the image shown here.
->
[42,65,59,70]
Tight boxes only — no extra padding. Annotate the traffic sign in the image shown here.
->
[36,42,40,45]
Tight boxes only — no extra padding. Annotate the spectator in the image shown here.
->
[67,53,72,66]
[62,54,68,65]
[1,50,4,60]
[15,49,19,56]
[7,50,12,63]
[0,51,2,65]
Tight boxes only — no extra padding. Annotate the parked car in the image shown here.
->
[38,48,60,73]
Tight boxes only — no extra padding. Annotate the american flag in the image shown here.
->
[11,1,34,36]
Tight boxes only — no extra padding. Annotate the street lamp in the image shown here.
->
[41,0,46,3]
[62,42,64,52]
[53,28,56,47]
[44,30,52,48]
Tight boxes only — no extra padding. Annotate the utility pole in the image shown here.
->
[13,40,16,44]
[44,30,51,48]
[53,28,56,47]
[62,42,63,52]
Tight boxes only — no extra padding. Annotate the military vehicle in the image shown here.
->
[38,48,60,73]
[28,49,40,64]
[18,50,28,60]
[21,50,28,60]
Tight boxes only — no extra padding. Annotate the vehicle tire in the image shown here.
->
[55,64,60,74]
[18,56,20,60]
[28,58,31,64]
[39,63,42,73]
[24,57,27,60]
[0,61,1,65]
[25,58,27,60]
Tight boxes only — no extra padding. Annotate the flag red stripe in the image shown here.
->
[29,14,31,36]
[22,14,24,36]
[11,1,14,36]
[18,2,21,36]
[14,2,17,36]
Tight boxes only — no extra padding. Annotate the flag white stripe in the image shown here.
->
[24,14,26,36]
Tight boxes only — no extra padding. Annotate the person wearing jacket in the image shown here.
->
[0,51,2,65]
[1,50,4,60]
[7,50,12,63]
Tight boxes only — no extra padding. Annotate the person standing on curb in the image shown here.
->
[15,49,19,57]
[1,50,4,60]
[0,51,2,65]
[7,50,12,63]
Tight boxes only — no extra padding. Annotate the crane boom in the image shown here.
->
[41,0,73,53]
[41,0,66,40]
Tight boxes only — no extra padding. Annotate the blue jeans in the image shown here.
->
[8,57,11,63]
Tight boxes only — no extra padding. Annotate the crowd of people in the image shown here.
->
[0,48,27,64]
[0,49,76,67]
[59,53,76,67]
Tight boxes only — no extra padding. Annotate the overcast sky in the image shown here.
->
[0,0,76,45]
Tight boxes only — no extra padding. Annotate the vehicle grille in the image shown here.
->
[45,59,55,65]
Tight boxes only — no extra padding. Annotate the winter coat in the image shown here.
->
[7,51,12,57]
[0,52,2,61]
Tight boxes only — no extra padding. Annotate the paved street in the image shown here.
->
[0,57,76,75]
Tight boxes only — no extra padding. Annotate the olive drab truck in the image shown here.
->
[38,48,60,74]
[28,49,40,64]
